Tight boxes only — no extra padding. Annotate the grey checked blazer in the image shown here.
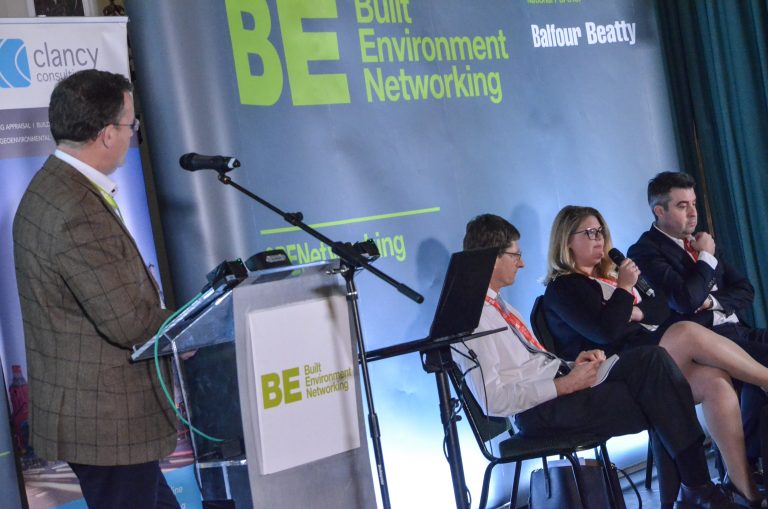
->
[13,155,177,466]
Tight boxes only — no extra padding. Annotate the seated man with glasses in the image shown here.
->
[453,213,742,508]
[541,205,768,507]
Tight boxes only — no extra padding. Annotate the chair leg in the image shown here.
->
[712,442,726,483]
[542,456,551,498]
[478,460,498,509]
[564,453,590,509]
[761,405,768,480]
[645,439,654,489]
[598,443,622,509]
[509,460,522,509]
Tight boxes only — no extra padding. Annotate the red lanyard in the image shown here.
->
[485,296,547,351]
[594,276,640,305]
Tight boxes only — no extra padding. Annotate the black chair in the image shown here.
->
[529,295,558,353]
[445,361,622,509]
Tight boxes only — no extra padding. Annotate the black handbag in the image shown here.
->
[528,459,628,509]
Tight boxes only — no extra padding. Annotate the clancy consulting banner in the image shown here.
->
[0,18,200,509]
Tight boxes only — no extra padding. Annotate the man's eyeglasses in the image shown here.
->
[571,227,605,240]
[503,250,523,261]
[112,118,140,132]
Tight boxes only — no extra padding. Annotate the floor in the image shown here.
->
[620,464,669,509]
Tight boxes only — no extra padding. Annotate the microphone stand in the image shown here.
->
[214,170,423,509]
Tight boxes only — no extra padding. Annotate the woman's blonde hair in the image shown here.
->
[545,205,615,284]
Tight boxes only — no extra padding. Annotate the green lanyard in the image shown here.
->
[90,180,123,222]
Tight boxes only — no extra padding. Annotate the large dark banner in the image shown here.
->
[127,1,678,506]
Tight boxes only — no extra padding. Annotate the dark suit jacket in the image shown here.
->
[627,225,754,327]
[13,156,176,466]
[542,273,663,360]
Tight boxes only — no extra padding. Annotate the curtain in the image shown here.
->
[656,0,768,327]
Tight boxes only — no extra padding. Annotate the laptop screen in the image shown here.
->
[428,247,497,339]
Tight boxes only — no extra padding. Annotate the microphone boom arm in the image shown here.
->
[215,172,424,303]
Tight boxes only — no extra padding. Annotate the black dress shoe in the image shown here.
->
[678,482,748,508]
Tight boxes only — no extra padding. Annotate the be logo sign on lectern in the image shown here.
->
[233,261,375,508]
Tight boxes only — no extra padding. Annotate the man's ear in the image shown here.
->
[100,124,114,149]
[652,204,663,221]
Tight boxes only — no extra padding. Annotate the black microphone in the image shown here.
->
[179,152,241,173]
[608,248,655,297]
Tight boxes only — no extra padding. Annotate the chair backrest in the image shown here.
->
[446,361,512,454]
[530,295,558,353]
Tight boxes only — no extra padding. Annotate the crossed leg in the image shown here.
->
[660,321,765,501]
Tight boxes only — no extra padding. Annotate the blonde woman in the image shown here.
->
[542,205,768,508]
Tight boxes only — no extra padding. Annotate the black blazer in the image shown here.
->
[627,225,754,327]
[542,273,664,360]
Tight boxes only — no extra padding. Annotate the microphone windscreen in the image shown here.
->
[608,248,626,265]
[179,153,197,170]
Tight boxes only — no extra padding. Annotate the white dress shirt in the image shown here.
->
[451,288,560,418]
[54,149,118,197]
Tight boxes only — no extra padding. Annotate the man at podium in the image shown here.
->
[13,70,179,509]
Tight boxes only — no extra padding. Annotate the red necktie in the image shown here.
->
[683,239,699,261]
[485,295,547,351]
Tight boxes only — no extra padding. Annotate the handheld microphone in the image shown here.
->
[179,153,241,173]
[608,248,655,298]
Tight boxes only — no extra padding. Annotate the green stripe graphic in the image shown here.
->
[260,207,440,235]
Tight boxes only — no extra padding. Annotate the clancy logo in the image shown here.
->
[0,39,31,88]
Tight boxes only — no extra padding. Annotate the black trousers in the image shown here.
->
[69,460,181,509]
[515,345,703,465]
[713,322,768,461]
